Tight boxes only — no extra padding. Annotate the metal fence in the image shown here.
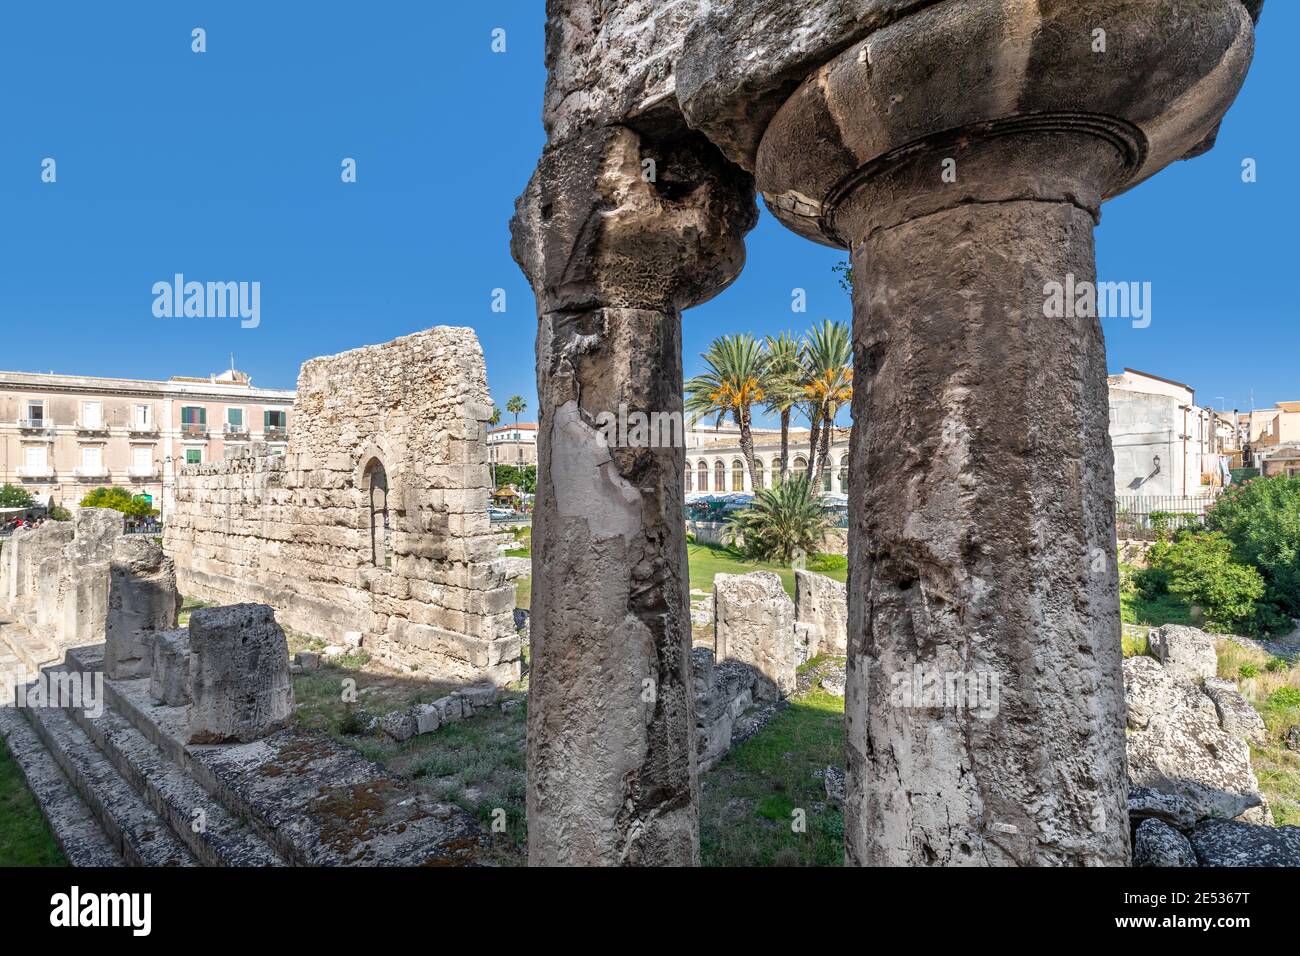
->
[1115,493,1219,541]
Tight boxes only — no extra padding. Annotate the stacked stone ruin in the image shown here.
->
[513,0,1267,865]
[696,570,848,771]
[0,519,488,866]
[163,327,521,685]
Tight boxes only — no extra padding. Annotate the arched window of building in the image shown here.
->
[791,456,808,482]
[821,464,832,493]
[839,455,849,492]
[714,460,725,492]
[364,458,391,569]
[732,459,745,492]
[697,460,709,492]
[754,460,765,491]
[685,465,693,493]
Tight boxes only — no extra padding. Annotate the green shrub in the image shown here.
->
[1239,662,1261,679]
[724,476,830,563]
[1146,532,1265,634]
[1206,475,1300,619]
[1270,687,1300,708]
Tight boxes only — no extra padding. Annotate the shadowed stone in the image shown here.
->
[714,572,799,702]
[794,569,848,658]
[1134,819,1198,867]
[105,537,179,680]
[150,628,191,706]
[188,604,293,744]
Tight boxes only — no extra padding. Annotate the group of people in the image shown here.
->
[1,514,49,536]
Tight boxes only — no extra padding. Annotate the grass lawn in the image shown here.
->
[701,672,845,867]
[289,652,529,865]
[0,735,66,866]
[688,541,846,599]
[1214,640,1300,827]
[1119,565,1195,629]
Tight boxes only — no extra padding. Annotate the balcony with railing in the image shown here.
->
[264,427,288,442]
[128,466,159,480]
[16,418,54,434]
[224,422,250,440]
[15,464,55,479]
[76,420,110,435]
[129,420,160,435]
[181,423,209,439]
[73,467,110,480]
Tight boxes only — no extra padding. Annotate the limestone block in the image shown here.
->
[1123,655,1218,732]
[188,604,294,744]
[794,569,848,657]
[1134,819,1197,867]
[105,537,179,680]
[413,703,442,735]
[1128,787,1199,832]
[381,710,416,742]
[1203,677,1269,746]
[150,628,192,706]
[714,571,799,701]
[1190,819,1300,867]
[1150,624,1219,682]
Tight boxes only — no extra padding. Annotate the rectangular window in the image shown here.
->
[227,408,244,428]
[181,406,206,425]
[135,404,151,427]
[26,400,44,424]
[132,447,152,471]
[186,448,202,465]
[82,402,102,428]
[25,446,47,470]
[81,446,103,472]
[264,410,286,429]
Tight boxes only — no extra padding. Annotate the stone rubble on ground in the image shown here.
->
[1134,818,1198,867]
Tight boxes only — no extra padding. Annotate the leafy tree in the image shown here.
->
[79,486,157,517]
[761,332,805,485]
[506,395,526,429]
[1142,531,1267,635]
[494,464,536,496]
[724,475,830,562]
[1205,475,1300,618]
[686,334,767,490]
[800,320,852,482]
[0,484,35,509]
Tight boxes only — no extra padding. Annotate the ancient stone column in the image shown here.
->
[105,536,179,680]
[752,0,1258,865]
[188,604,293,744]
[513,118,755,862]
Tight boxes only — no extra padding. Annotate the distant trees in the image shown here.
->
[687,321,853,491]
[0,484,35,509]
[79,486,157,517]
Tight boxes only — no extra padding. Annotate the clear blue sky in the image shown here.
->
[2,3,1294,425]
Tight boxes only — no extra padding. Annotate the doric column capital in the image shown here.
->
[510,126,756,315]
[755,0,1256,247]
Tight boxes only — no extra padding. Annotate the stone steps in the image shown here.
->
[0,707,123,866]
[61,690,287,867]
[20,685,198,867]
[0,618,63,675]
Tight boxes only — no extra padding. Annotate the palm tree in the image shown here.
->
[685,334,767,491]
[761,332,804,485]
[801,320,852,490]
[488,403,502,490]
[506,396,527,468]
[723,475,830,562]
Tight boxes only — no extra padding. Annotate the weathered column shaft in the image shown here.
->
[530,306,695,865]
[843,185,1127,865]
[749,0,1256,866]
[513,124,755,864]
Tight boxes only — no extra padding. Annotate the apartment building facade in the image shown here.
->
[0,367,295,518]
[488,422,538,466]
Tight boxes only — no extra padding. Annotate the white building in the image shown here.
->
[685,427,850,496]
[1107,368,1219,498]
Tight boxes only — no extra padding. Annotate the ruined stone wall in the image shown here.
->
[164,327,520,685]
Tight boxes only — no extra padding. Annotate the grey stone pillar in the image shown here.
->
[752,0,1258,865]
[513,124,754,864]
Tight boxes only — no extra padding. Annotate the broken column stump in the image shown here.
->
[105,536,179,680]
[188,604,294,744]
